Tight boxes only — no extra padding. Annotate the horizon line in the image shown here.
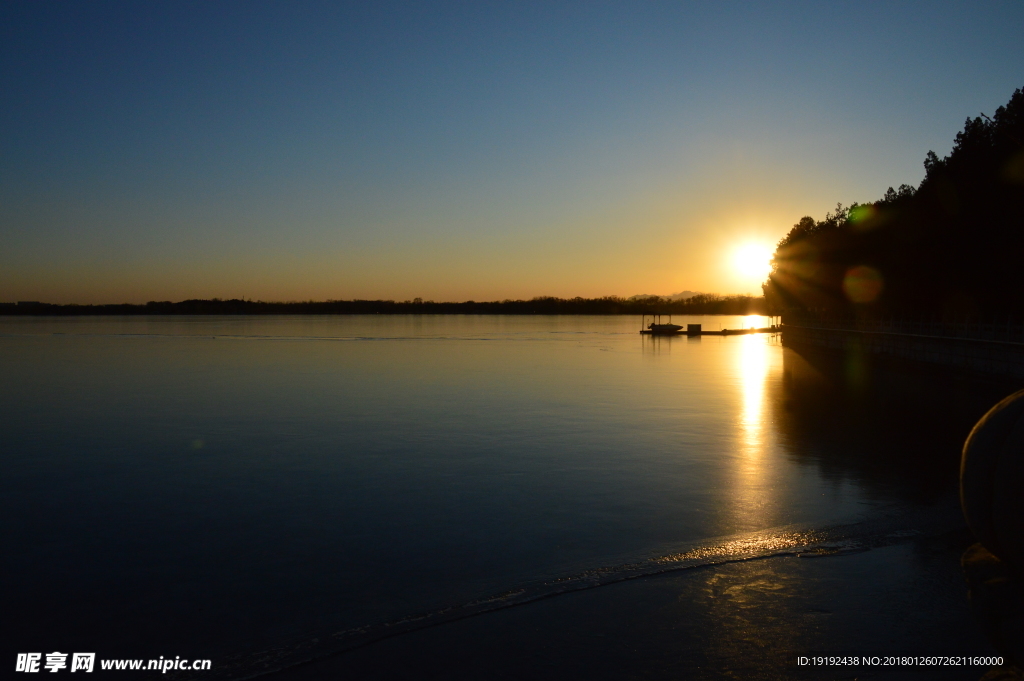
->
[3,293,768,308]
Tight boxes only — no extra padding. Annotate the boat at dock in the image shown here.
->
[639,314,684,335]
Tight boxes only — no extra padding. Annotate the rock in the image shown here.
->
[961,389,1024,573]
[963,543,1024,670]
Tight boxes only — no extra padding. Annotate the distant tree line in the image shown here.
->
[765,87,1024,319]
[0,294,767,316]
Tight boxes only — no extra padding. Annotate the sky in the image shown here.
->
[2,1,1023,304]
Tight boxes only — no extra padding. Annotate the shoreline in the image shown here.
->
[0,297,769,317]
[267,520,993,681]
[165,498,974,680]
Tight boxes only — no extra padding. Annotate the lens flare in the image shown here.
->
[842,265,884,303]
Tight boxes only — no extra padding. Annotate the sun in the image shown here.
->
[731,243,774,280]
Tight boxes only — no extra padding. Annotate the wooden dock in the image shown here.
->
[640,326,778,336]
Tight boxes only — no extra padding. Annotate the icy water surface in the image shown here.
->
[1,315,996,674]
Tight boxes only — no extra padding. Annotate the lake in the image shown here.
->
[1,315,994,675]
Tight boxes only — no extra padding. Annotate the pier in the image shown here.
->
[639,314,780,336]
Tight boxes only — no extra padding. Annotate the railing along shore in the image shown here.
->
[781,313,1024,377]
[783,315,1024,346]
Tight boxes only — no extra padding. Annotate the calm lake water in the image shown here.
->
[1,315,988,673]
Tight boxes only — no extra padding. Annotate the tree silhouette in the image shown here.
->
[765,87,1024,319]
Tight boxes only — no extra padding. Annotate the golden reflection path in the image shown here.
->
[690,329,805,665]
[731,328,778,532]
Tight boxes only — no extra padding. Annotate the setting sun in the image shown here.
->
[731,243,774,280]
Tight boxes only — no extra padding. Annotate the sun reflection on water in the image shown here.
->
[731,333,776,531]
[739,333,770,438]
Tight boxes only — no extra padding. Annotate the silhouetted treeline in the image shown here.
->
[0,294,766,316]
[765,86,1024,319]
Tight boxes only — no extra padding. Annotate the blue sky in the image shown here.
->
[2,1,1023,303]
